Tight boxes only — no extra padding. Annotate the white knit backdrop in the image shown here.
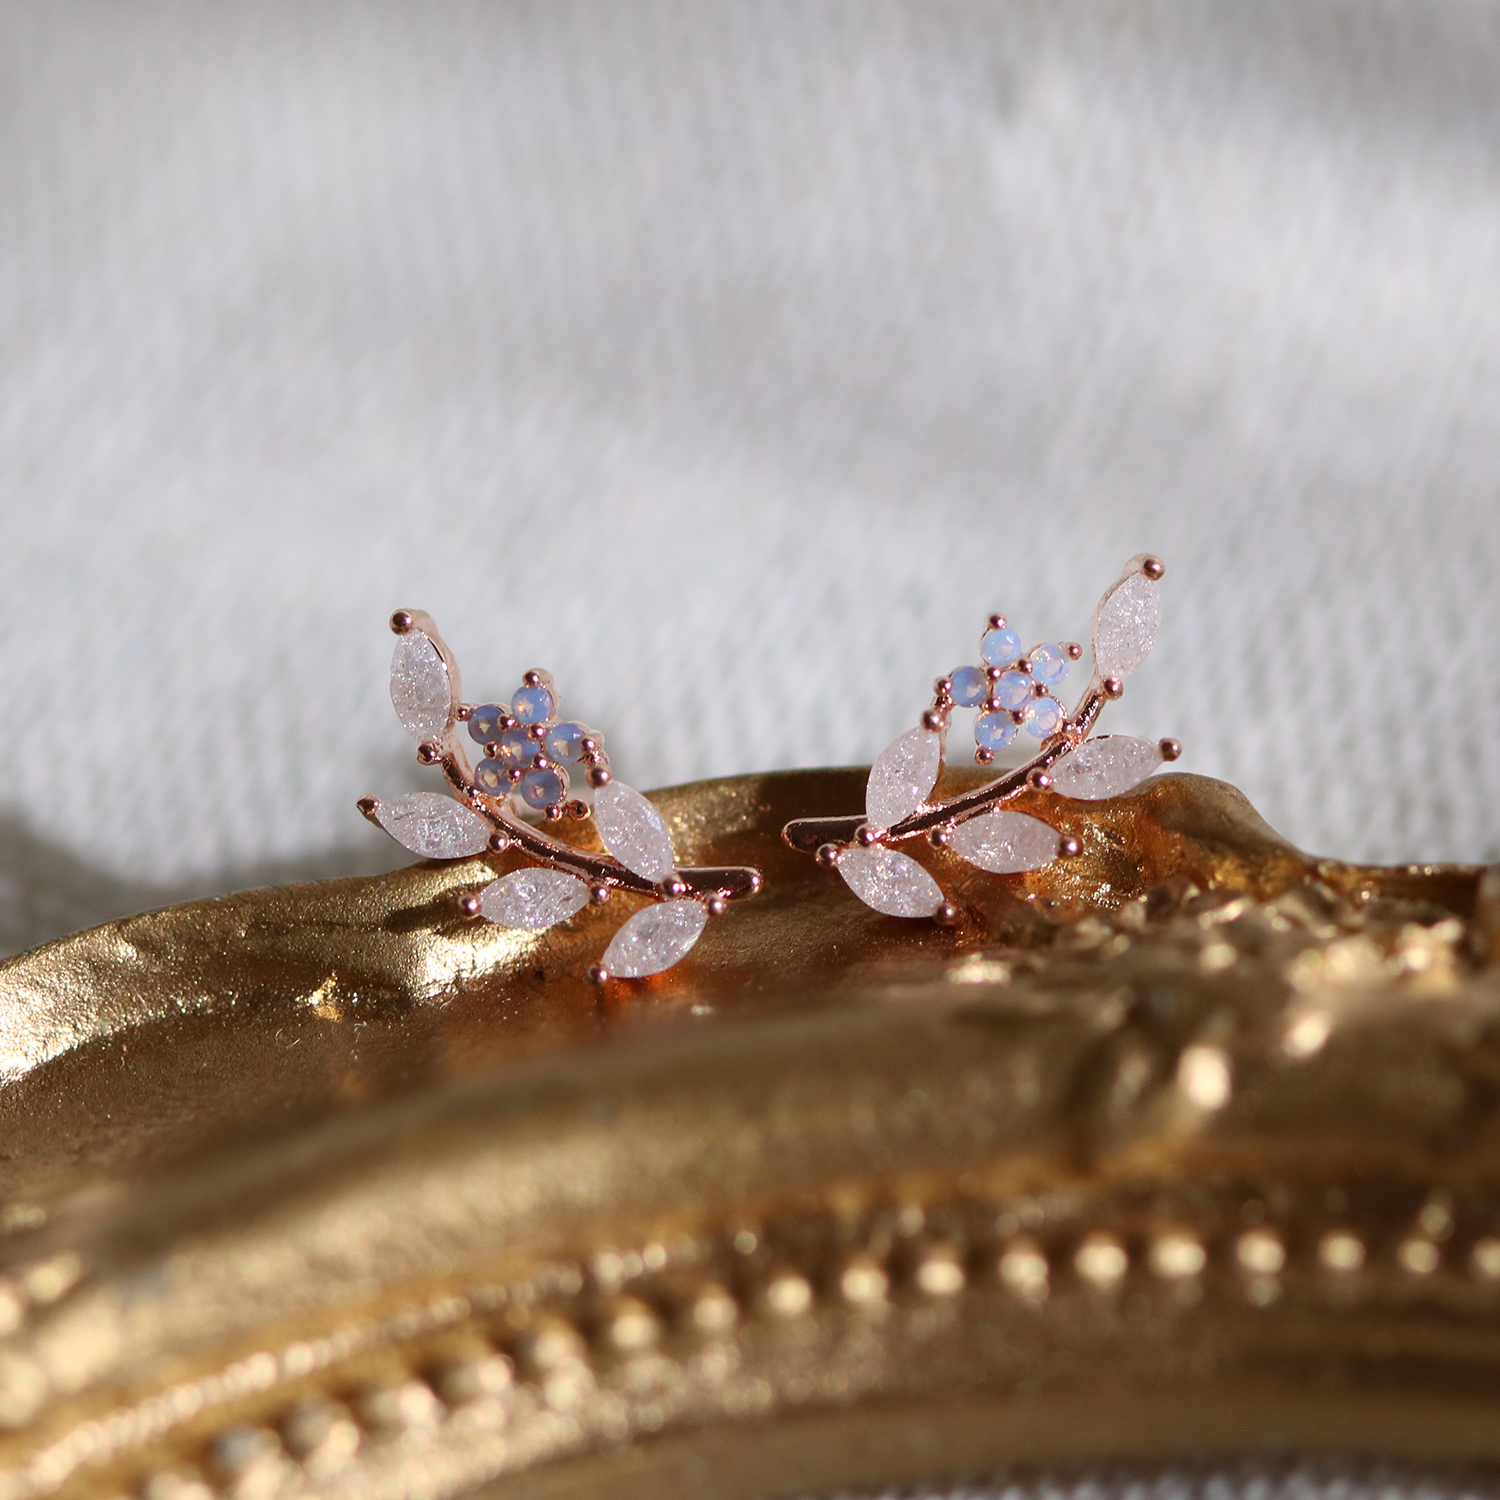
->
[1,0,1499,962]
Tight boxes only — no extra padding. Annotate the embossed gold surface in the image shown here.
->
[0,769,1496,1499]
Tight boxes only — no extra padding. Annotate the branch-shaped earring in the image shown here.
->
[359,611,763,983]
[783,555,1181,920]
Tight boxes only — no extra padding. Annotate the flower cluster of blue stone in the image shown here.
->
[465,676,602,814]
[944,621,1073,759]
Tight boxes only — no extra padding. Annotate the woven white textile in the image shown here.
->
[1,0,1499,957]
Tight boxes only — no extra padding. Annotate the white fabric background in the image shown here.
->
[1,0,1499,955]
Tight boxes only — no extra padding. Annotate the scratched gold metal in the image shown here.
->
[0,768,1497,1499]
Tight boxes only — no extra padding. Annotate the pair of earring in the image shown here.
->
[358,555,1179,984]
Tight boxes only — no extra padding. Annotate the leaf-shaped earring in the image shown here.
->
[783,555,1182,921]
[361,610,763,983]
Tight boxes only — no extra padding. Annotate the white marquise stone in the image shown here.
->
[594,782,677,882]
[479,869,591,930]
[390,631,455,740]
[1051,735,1164,800]
[373,792,491,859]
[950,811,1060,874]
[602,900,708,978]
[1091,571,1161,680]
[838,845,945,918]
[866,727,942,829]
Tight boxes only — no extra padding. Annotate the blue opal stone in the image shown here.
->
[1029,644,1070,688]
[1022,696,1064,739]
[974,711,1018,752]
[511,685,555,725]
[980,626,1021,668]
[995,670,1033,711]
[949,666,989,708]
[496,727,534,768]
[467,703,506,744]
[475,757,508,794]
[518,767,565,809]
[545,721,587,763]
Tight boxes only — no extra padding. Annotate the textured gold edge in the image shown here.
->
[15,1163,1500,1500]
[10,949,1500,1500]
[0,772,1496,1498]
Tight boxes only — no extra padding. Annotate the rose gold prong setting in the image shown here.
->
[588,964,610,987]
[781,555,1178,914]
[934,902,959,926]
[369,611,763,980]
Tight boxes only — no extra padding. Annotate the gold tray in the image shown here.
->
[0,768,1496,1499]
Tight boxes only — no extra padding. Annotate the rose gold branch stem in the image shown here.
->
[436,744,760,902]
[781,683,1107,853]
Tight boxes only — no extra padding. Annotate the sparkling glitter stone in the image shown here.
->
[390,632,454,741]
[602,900,708,977]
[511,685,555,725]
[545,722,587,763]
[950,811,1060,873]
[865,727,941,829]
[1092,571,1160,679]
[1051,735,1164,800]
[1022,696,1064,739]
[837,845,945,918]
[475,758,508,795]
[1029,644,1070,687]
[949,666,989,708]
[595,782,677,882]
[490,729,533,769]
[994,671,1033,712]
[373,792,490,859]
[980,626,1021,668]
[467,704,506,744]
[518,768,565,809]
[479,869,590,930]
[974,711,1018,753]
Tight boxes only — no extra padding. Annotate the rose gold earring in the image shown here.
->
[359,610,762,984]
[782,555,1181,920]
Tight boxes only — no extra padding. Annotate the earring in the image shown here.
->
[783,555,1181,920]
[359,610,762,983]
